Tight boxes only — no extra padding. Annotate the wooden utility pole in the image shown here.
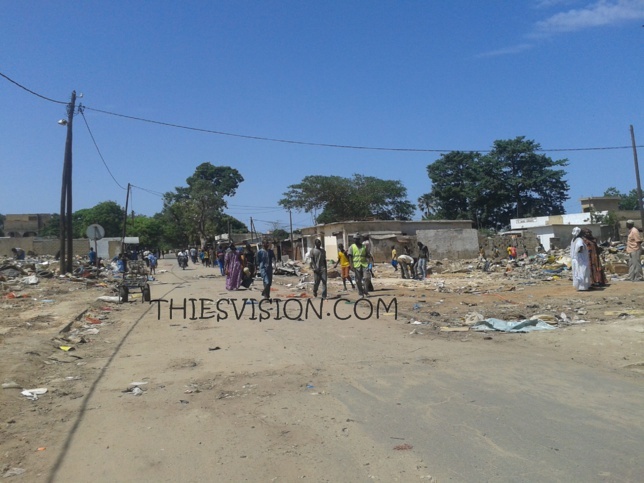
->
[121,183,131,256]
[59,91,76,274]
[630,125,644,229]
[289,209,295,261]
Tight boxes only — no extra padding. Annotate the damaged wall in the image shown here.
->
[417,228,479,260]
[0,237,89,258]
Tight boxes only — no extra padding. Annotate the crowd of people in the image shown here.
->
[65,220,643,298]
[391,241,431,281]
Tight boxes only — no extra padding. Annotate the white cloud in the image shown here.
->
[534,0,644,34]
[477,43,534,58]
[534,0,580,9]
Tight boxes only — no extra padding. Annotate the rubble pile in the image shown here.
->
[0,254,144,303]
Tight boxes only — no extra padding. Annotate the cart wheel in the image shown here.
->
[142,285,151,302]
[119,285,129,303]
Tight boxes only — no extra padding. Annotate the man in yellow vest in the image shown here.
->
[348,234,370,298]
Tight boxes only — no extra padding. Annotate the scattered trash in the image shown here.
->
[393,443,413,451]
[122,384,145,396]
[440,327,469,332]
[2,381,21,389]
[58,346,75,352]
[97,296,123,303]
[3,467,26,478]
[471,318,557,333]
[21,275,39,285]
[208,346,221,351]
[409,328,422,335]
[464,312,484,325]
[180,399,190,404]
[21,388,48,400]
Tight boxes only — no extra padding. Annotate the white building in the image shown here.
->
[510,212,606,250]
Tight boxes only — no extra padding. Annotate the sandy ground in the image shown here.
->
[1,258,643,482]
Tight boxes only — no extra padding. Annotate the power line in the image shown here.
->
[0,72,67,105]
[79,107,127,190]
[83,105,642,154]
[131,184,166,198]
[2,70,641,154]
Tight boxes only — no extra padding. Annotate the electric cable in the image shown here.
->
[2,71,641,154]
[79,107,127,190]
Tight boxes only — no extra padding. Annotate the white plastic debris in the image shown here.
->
[21,388,48,400]
[21,275,39,285]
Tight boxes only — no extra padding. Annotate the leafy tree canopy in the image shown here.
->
[126,215,164,249]
[162,163,245,246]
[40,201,125,238]
[421,137,570,229]
[603,187,642,210]
[279,174,414,224]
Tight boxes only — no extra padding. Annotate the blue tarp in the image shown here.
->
[471,318,557,333]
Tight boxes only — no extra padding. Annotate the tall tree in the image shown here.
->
[279,174,414,224]
[604,187,641,210]
[126,215,164,249]
[487,137,569,221]
[421,137,569,229]
[424,151,481,221]
[162,163,244,246]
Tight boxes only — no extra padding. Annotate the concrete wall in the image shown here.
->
[3,214,52,237]
[417,228,479,260]
[0,237,89,258]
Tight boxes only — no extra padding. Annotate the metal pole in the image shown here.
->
[630,125,644,229]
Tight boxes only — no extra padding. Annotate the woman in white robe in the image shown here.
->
[570,227,591,291]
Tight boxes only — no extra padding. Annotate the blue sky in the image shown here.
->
[1,0,643,233]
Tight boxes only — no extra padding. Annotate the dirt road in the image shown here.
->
[2,258,643,482]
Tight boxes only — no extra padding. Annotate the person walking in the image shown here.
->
[581,228,606,287]
[334,243,355,291]
[256,240,275,299]
[570,227,591,291]
[224,242,243,290]
[88,247,97,266]
[310,239,328,299]
[626,220,643,281]
[416,241,430,280]
[147,252,157,275]
[242,243,256,278]
[391,245,398,272]
[216,245,226,275]
[348,234,370,298]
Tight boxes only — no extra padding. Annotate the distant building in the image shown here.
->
[580,196,620,213]
[4,214,52,237]
[511,213,605,250]
[300,220,478,261]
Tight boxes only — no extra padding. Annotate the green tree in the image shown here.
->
[78,201,125,236]
[162,163,244,246]
[423,151,481,221]
[279,174,414,224]
[421,137,569,229]
[604,187,641,210]
[126,215,164,248]
[0,213,5,237]
[487,137,568,221]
